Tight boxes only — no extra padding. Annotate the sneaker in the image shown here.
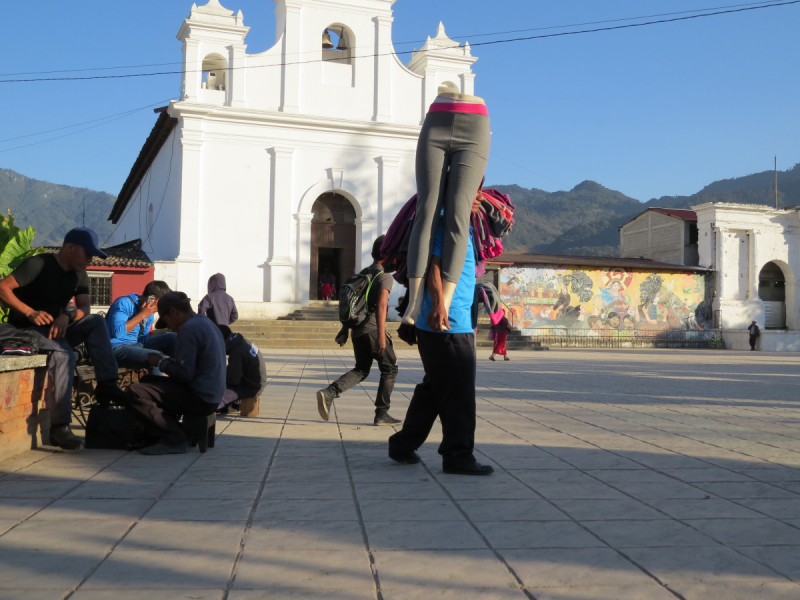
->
[316,387,336,421]
[138,440,190,455]
[49,424,84,451]
[374,412,402,426]
[443,461,494,476]
[388,449,421,464]
[95,380,128,405]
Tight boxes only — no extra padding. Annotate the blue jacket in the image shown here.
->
[106,294,153,349]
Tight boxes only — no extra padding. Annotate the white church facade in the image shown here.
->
[109,0,480,318]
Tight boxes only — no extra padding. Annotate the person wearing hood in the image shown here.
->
[216,324,267,411]
[198,273,238,326]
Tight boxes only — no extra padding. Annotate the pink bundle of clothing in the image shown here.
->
[381,187,515,289]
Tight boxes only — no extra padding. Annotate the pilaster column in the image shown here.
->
[377,155,401,234]
[183,39,201,102]
[294,212,314,306]
[422,68,437,120]
[267,147,295,302]
[176,126,203,303]
[373,16,394,122]
[281,2,302,113]
[460,72,476,95]
[356,216,376,272]
[229,43,247,108]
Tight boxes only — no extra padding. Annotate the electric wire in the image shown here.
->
[0,99,176,153]
[0,98,174,144]
[0,0,787,77]
[1,0,797,84]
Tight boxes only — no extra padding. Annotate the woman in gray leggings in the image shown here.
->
[403,91,491,326]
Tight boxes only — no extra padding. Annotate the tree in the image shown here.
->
[0,210,43,321]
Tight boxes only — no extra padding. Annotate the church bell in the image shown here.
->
[336,33,347,51]
[322,29,334,49]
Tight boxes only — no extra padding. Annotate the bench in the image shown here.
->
[72,365,147,426]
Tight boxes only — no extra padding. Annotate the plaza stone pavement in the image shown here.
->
[1,350,800,599]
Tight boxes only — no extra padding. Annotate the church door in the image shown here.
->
[309,193,357,301]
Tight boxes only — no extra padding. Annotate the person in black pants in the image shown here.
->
[748,320,760,351]
[316,236,401,426]
[125,292,226,455]
[0,227,127,451]
[389,190,494,476]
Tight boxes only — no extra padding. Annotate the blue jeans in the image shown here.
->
[113,333,178,370]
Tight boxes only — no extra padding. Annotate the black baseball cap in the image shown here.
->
[63,227,108,258]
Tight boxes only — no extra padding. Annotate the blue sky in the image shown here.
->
[0,0,797,202]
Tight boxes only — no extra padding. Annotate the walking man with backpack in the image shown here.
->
[316,236,401,426]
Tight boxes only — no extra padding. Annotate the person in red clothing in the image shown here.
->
[489,311,512,362]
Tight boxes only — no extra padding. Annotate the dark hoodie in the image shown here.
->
[225,332,267,396]
[198,273,238,326]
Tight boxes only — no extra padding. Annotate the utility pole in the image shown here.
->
[775,156,778,209]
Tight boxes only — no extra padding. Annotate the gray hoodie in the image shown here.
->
[198,273,238,326]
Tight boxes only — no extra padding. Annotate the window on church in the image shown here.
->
[202,54,228,91]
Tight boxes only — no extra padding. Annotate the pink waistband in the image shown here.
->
[429,102,489,116]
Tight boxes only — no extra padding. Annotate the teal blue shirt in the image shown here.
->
[416,221,476,335]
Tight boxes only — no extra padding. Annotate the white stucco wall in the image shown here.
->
[113,0,478,317]
[695,202,800,331]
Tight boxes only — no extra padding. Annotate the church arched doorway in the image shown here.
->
[759,261,787,329]
[310,192,357,300]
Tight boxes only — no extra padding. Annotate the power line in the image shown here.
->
[1,0,797,84]
[0,98,174,144]
[0,0,786,78]
[0,99,176,153]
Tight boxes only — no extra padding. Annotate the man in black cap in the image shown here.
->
[0,227,127,450]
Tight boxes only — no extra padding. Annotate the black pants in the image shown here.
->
[389,329,476,465]
[330,330,398,411]
[126,376,216,445]
[1,315,119,426]
[749,334,757,350]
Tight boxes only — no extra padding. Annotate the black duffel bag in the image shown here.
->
[85,404,147,450]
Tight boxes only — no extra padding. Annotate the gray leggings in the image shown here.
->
[407,111,491,283]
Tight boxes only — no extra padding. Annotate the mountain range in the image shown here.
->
[491,162,800,256]
[1,163,799,254]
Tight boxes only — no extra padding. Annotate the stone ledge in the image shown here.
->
[0,355,47,373]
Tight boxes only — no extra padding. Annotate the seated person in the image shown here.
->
[198,273,238,326]
[216,325,267,412]
[106,280,177,370]
[0,227,127,450]
[125,291,226,455]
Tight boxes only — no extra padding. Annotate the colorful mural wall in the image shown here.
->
[498,266,713,335]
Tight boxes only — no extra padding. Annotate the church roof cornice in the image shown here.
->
[172,101,422,140]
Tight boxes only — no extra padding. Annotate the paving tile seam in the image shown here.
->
[60,423,227,599]
[478,370,800,466]
[480,376,800,497]
[322,350,386,600]
[567,394,800,461]
[468,430,690,600]
[472,398,798,586]
[223,349,306,600]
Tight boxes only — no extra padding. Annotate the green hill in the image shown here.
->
[0,169,115,246]
[491,162,800,257]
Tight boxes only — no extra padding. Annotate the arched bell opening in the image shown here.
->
[309,193,357,301]
[759,261,787,329]
[201,53,228,90]
[322,24,354,65]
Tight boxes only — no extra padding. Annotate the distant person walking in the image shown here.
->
[198,273,238,326]
[748,320,760,351]
[489,311,512,361]
[316,236,401,426]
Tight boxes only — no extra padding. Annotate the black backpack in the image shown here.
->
[85,404,148,450]
[338,267,384,328]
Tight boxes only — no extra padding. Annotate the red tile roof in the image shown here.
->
[42,239,152,269]
[486,253,710,272]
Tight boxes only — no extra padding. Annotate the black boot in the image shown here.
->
[49,424,84,451]
[374,409,401,426]
[95,380,128,405]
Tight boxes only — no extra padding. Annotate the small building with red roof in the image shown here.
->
[619,207,699,266]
